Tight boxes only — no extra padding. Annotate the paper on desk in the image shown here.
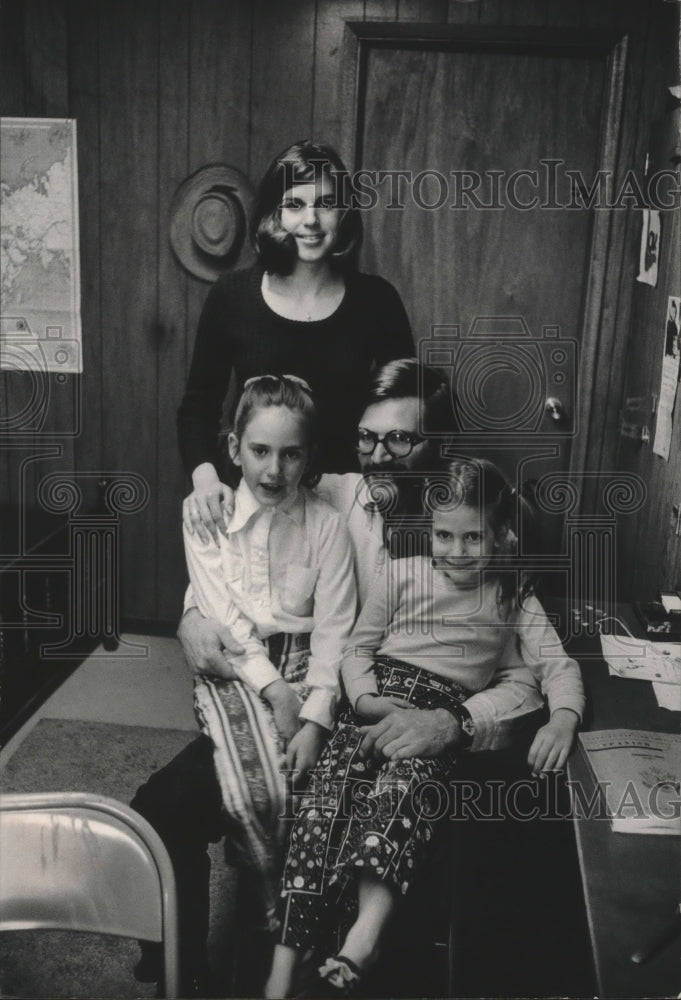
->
[601,633,681,683]
[653,681,681,711]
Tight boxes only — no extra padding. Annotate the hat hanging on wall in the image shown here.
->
[169,164,255,282]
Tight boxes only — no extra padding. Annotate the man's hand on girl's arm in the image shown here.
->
[527,708,579,777]
[177,608,244,678]
[358,707,460,760]
[183,462,235,543]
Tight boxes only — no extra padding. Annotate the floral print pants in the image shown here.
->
[278,657,466,953]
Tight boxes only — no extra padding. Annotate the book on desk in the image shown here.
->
[578,729,681,835]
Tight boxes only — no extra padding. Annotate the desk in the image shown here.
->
[567,621,681,998]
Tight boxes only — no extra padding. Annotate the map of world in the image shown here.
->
[1,118,82,373]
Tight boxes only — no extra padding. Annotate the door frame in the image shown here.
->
[339,21,630,517]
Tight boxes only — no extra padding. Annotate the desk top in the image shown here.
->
[566,619,680,999]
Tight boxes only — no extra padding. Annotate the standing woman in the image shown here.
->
[178,140,413,536]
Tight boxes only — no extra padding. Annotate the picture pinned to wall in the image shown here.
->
[665,295,680,359]
[636,208,660,286]
[653,295,681,459]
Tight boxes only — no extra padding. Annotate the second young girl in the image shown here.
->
[265,457,585,998]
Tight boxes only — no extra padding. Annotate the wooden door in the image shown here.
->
[342,23,631,557]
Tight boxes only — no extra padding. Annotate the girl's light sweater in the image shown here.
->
[342,556,585,722]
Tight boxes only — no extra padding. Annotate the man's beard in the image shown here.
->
[362,464,429,518]
[360,466,430,557]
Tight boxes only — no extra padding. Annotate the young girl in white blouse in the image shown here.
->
[183,373,357,929]
[265,457,585,998]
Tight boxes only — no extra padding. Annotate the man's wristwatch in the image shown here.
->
[441,701,475,750]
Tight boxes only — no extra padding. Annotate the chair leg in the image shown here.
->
[162,943,180,1000]
[163,879,180,999]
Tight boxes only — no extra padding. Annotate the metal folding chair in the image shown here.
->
[0,791,179,998]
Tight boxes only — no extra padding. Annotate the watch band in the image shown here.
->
[442,700,475,750]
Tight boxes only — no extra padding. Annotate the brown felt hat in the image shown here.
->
[169,164,255,282]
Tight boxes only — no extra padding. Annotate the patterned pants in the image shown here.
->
[278,657,465,953]
[193,632,312,930]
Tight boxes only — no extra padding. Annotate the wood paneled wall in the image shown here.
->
[1,0,677,623]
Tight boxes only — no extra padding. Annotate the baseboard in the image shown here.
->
[120,617,179,638]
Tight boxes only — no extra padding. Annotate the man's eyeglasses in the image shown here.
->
[356,427,425,459]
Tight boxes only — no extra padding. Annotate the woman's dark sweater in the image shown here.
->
[177,265,414,474]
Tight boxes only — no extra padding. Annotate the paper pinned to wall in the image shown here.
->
[0,118,82,374]
[653,295,681,459]
[636,208,660,286]
[653,357,678,458]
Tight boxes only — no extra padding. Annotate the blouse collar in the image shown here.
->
[228,479,305,534]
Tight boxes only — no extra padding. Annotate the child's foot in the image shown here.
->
[336,923,382,972]
[296,955,364,998]
[319,955,363,994]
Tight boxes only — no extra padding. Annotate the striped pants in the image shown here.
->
[193,632,311,928]
[131,632,311,969]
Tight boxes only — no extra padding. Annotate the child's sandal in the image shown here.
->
[318,955,363,996]
[296,954,363,998]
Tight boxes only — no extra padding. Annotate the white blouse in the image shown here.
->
[184,480,357,730]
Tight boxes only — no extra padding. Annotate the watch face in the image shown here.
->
[462,717,476,737]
